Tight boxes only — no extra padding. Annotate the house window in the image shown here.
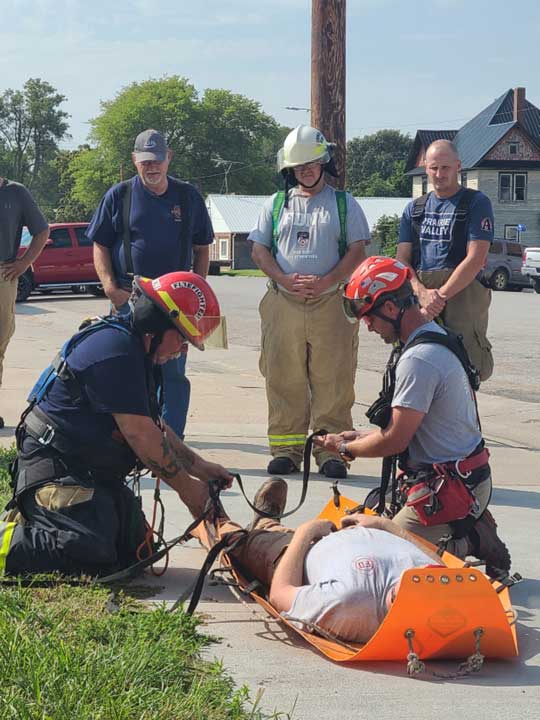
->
[461,172,468,187]
[509,142,519,155]
[219,238,228,260]
[498,172,527,202]
[504,225,518,240]
[421,175,428,194]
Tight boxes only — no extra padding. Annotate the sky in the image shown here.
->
[2,0,540,149]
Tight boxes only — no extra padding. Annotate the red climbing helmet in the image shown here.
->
[135,272,222,349]
[343,256,412,321]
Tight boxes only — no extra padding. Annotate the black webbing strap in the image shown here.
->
[232,429,327,520]
[121,179,134,278]
[170,530,249,615]
[96,480,227,584]
[446,188,478,268]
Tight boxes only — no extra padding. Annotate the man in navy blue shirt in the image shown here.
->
[397,140,494,381]
[0,271,232,577]
[86,129,214,437]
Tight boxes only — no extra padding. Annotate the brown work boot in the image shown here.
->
[249,477,288,530]
[468,509,511,578]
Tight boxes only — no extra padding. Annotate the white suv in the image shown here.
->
[521,247,540,293]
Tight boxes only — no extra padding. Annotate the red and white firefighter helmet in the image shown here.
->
[135,272,221,349]
[343,256,412,320]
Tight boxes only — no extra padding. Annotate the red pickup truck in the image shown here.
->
[16,222,103,302]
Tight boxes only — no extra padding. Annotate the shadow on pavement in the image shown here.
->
[490,487,540,509]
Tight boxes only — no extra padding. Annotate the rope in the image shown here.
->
[405,627,485,679]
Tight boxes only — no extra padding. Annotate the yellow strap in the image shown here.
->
[0,522,16,575]
[157,290,201,337]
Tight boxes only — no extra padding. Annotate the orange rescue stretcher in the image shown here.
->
[220,495,518,666]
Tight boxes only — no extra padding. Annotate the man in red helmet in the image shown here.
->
[315,256,510,576]
[0,271,233,577]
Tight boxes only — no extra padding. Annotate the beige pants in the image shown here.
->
[418,270,493,381]
[393,474,492,558]
[0,278,17,388]
[259,285,358,467]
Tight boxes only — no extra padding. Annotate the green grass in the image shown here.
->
[0,443,16,509]
[218,269,265,277]
[0,446,292,719]
[0,583,291,719]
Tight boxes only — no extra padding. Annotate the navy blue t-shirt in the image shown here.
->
[398,188,494,271]
[86,176,213,289]
[39,325,151,448]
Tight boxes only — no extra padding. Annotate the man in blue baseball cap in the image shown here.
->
[86,128,214,441]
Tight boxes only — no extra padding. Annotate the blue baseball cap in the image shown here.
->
[133,129,168,162]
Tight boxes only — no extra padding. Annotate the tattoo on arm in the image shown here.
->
[142,432,196,480]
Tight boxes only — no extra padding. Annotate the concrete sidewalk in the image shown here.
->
[1,309,539,719]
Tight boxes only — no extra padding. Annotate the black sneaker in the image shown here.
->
[320,458,348,479]
[250,477,288,528]
[468,509,511,577]
[267,456,299,475]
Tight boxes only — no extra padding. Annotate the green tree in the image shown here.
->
[68,76,284,214]
[192,88,284,194]
[371,214,401,257]
[0,78,69,210]
[52,147,94,221]
[347,130,412,197]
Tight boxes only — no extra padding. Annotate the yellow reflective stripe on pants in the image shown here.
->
[0,521,16,575]
[268,435,306,447]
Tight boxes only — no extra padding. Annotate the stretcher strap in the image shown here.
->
[233,429,327,520]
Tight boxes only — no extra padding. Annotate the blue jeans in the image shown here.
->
[160,352,191,439]
[114,302,191,439]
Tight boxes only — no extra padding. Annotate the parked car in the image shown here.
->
[483,239,530,291]
[16,223,103,302]
[521,246,540,293]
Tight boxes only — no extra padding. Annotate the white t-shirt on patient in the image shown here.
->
[283,526,434,643]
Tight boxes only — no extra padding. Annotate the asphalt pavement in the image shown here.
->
[1,280,539,719]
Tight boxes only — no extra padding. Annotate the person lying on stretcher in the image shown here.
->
[185,476,444,644]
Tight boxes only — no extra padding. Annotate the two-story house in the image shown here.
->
[405,87,540,246]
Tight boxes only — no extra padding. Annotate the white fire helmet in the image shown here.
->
[277,125,334,172]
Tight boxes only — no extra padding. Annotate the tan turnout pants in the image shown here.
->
[259,284,358,468]
[0,278,17,388]
[418,270,493,382]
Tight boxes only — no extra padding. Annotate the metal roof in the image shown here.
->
[406,89,540,173]
[206,194,410,234]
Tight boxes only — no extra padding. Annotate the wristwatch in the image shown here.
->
[338,442,355,462]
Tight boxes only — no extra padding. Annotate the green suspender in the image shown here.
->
[335,190,348,259]
[271,189,348,258]
[271,191,287,257]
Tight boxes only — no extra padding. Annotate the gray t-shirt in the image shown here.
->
[392,322,481,467]
[248,185,370,282]
[283,526,433,643]
[0,179,48,262]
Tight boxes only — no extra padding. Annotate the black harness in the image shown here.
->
[410,188,478,271]
[11,317,161,501]
[119,177,194,283]
[364,327,482,519]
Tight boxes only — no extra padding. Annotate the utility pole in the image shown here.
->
[211,154,243,194]
[311,0,346,188]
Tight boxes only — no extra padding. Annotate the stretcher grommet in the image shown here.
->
[412,575,421,583]
[469,574,477,582]
[455,574,463,582]
[426,575,435,583]
[440,575,450,584]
